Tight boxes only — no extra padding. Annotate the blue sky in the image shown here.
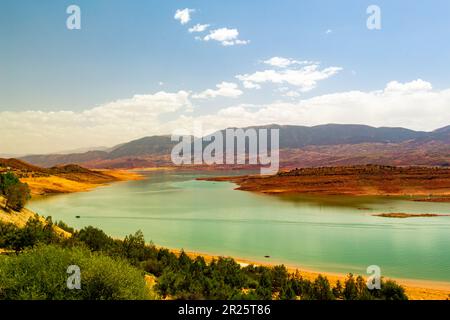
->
[1,0,450,154]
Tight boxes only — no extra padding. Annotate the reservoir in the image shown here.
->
[29,170,450,284]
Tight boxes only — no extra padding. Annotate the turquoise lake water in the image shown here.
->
[29,170,450,284]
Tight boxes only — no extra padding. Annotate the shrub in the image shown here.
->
[310,275,335,300]
[0,217,59,251]
[0,245,154,300]
[379,279,408,300]
[55,220,75,234]
[75,226,115,252]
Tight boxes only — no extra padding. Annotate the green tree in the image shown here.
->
[0,217,59,252]
[310,275,335,300]
[271,265,288,293]
[0,172,20,194]
[379,279,408,300]
[255,270,272,300]
[332,280,343,299]
[343,273,359,300]
[121,230,151,265]
[0,172,31,211]
[280,282,296,300]
[76,226,115,252]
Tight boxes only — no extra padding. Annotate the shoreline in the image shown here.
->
[20,167,450,299]
[23,169,145,197]
[168,247,450,300]
[198,165,450,202]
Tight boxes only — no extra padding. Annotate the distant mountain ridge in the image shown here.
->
[224,124,428,147]
[19,124,450,168]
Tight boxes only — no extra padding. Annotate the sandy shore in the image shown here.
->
[168,248,450,300]
[22,169,144,196]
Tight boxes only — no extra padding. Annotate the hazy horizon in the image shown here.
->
[1,122,448,158]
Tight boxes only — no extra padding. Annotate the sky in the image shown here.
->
[1,0,450,154]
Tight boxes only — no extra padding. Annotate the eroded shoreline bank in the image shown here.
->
[198,165,450,202]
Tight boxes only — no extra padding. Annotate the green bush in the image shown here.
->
[0,217,60,251]
[0,245,154,300]
[378,279,408,300]
[0,172,31,211]
[0,219,409,301]
[75,226,116,252]
[55,220,75,234]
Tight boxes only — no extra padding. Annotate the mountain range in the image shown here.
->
[19,124,450,169]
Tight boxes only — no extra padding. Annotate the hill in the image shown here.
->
[200,165,450,198]
[245,124,427,147]
[0,158,46,173]
[0,158,142,195]
[0,196,70,237]
[19,124,450,169]
[21,136,178,168]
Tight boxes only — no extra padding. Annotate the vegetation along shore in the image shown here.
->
[1,163,450,300]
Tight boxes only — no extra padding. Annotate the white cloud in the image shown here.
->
[263,57,299,68]
[242,81,261,90]
[385,79,432,93]
[263,57,315,68]
[2,79,450,154]
[188,23,210,33]
[192,82,243,99]
[325,29,333,34]
[174,8,194,25]
[0,91,192,154]
[284,90,301,98]
[203,28,249,46]
[185,79,450,133]
[275,86,300,97]
[236,63,342,92]
[276,87,289,92]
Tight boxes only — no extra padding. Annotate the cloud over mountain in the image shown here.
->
[192,82,243,99]
[1,79,449,154]
[236,63,342,92]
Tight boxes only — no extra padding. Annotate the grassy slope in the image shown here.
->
[20,170,140,195]
[0,158,143,196]
[0,196,70,238]
[21,170,143,196]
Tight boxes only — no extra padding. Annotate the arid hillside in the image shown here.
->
[200,165,450,198]
[0,196,70,237]
[0,158,141,195]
